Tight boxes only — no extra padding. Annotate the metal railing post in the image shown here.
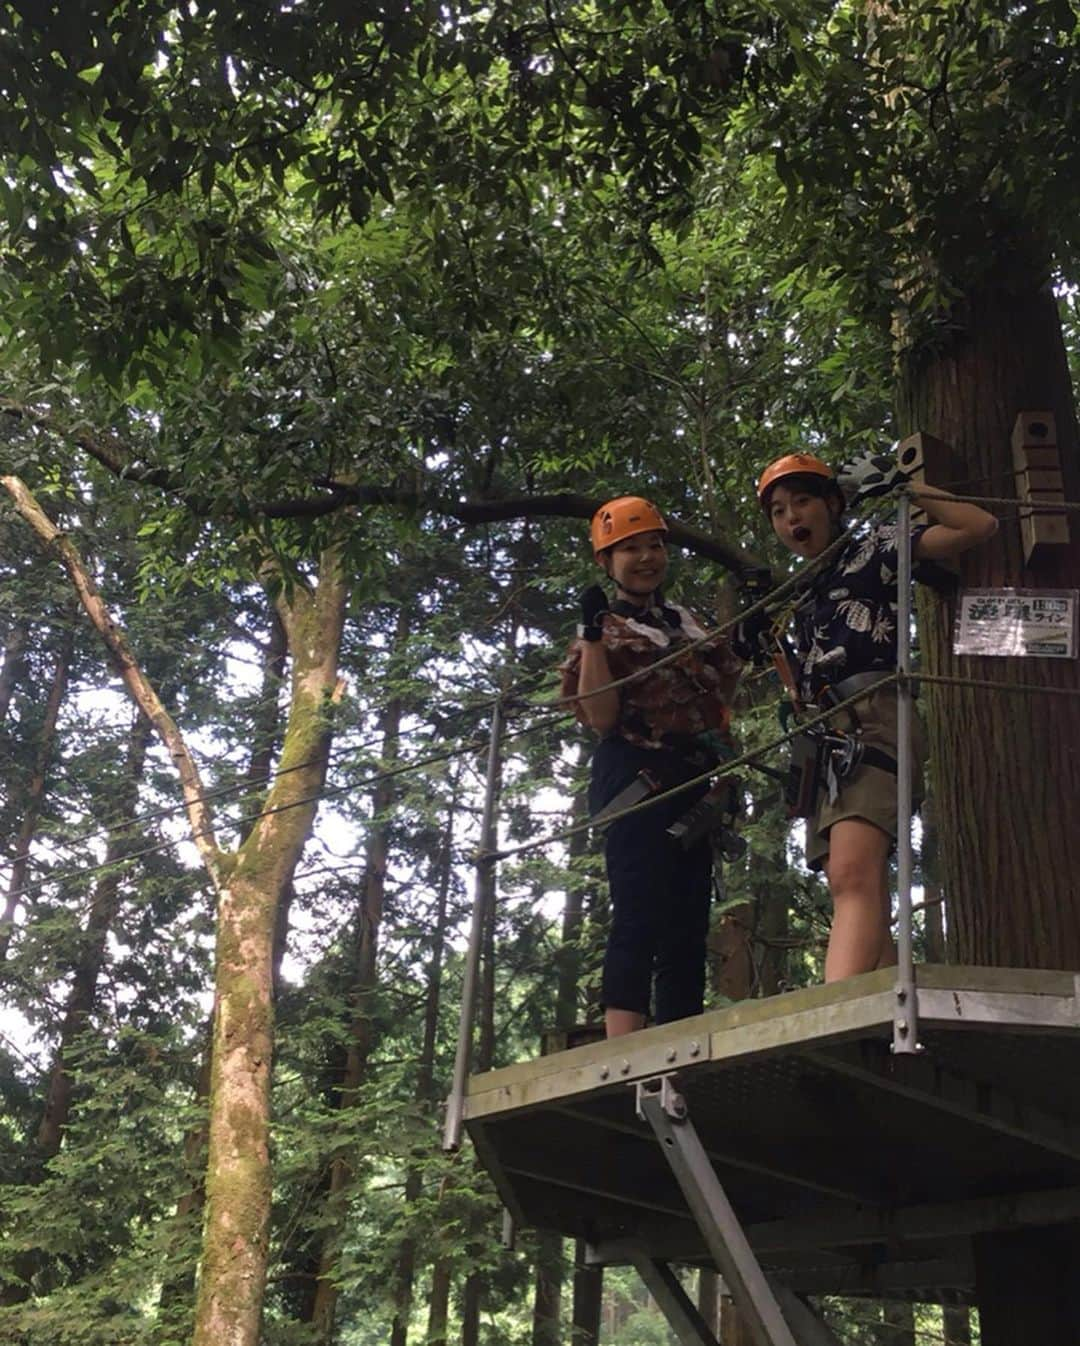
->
[893,490,918,1054]
[443,696,504,1150]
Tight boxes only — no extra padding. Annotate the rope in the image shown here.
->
[0,710,568,909]
[487,674,900,862]
[910,486,1080,513]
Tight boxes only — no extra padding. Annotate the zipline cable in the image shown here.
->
[0,709,570,908]
[7,486,1080,902]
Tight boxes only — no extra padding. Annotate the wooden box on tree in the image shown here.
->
[1012,411,1070,565]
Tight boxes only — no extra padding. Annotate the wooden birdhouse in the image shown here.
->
[1012,411,1069,565]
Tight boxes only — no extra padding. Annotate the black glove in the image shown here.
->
[732,568,774,664]
[836,449,908,506]
[578,585,610,642]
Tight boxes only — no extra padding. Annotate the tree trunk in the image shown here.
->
[570,1239,602,1346]
[896,278,1080,968]
[426,1224,453,1346]
[974,1225,1080,1346]
[37,709,152,1156]
[698,1269,719,1339]
[530,1232,563,1346]
[942,1303,971,1346]
[193,551,348,1346]
[895,276,1080,1343]
[920,793,946,963]
[0,616,28,724]
[719,1293,753,1345]
[0,620,73,963]
[390,770,461,1346]
[309,606,408,1342]
[710,902,754,1001]
[161,602,290,1323]
[880,1299,915,1346]
[458,722,503,1346]
[3,473,348,1346]
[461,1272,481,1346]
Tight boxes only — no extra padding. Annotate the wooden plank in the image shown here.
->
[918,987,1080,1032]
[465,972,897,1107]
[709,991,895,1065]
[464,967,1077,1121]
[914,965,1078,997]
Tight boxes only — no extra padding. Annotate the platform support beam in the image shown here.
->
[443,696,503,1150]
[637,1077,799,1346]
[894,489,919,1055]
[629,1254,720,1346]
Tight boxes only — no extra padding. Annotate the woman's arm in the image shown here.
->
[574,639,620,735]
[912,484,998,561]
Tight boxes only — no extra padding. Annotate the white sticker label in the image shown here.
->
[953,588,1078,659]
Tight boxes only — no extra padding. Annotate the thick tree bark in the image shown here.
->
[194,549,347,1346]
[896,280,1080,968]
[974,1225,1080,1346]
[161,605,289,1321]
[895,276,1080,1344]
[309,607,408,1342]
[0,619,73,963]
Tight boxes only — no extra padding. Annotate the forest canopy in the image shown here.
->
[2,3,1080,1344]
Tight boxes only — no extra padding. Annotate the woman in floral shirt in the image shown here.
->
[756,452,997,982]
[561,496,740,1038]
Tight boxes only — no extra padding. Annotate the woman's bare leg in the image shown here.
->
[823,818,891,982]
[605,1008,647,1038]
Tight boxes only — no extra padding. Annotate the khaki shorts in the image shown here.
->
[805,685,925,871]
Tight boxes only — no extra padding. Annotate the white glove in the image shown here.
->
[836,449,908,506]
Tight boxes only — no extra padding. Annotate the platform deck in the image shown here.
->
[464,965,1080,1301]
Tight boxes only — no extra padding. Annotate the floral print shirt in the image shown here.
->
[792,522,927,701]
[561,601,740,752]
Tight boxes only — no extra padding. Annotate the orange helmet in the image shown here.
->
[590,496,668,557]
[756,453,834,504]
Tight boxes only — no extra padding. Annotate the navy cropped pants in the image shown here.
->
[590,736,712,1025]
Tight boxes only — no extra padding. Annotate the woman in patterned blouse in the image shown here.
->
[757,452,997,982]
[562,496,741,1037]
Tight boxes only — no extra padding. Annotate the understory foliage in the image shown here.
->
[2,1,1078,1342]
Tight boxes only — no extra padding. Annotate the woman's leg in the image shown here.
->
[653,837,712,1025]
[823,817,891,982]
[601,815,662,1037]
[605,1008,646,1037]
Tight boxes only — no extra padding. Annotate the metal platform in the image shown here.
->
[465,965,1080,1304]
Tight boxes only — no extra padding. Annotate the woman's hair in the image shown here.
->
[761,471,844,514]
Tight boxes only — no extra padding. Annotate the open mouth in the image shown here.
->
[793,526,812,543]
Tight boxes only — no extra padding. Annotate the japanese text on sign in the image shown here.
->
[953,589,1078,659]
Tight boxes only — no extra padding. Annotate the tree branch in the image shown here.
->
[303,482,769,575]
[0,473,224,883]
[2,398,772,574]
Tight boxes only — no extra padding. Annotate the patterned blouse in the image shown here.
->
[561,601,740,752]
[792,522,927,701]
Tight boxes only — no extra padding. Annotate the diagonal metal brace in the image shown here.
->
[630,1253,720,1346]
[637,1077,800,1346]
